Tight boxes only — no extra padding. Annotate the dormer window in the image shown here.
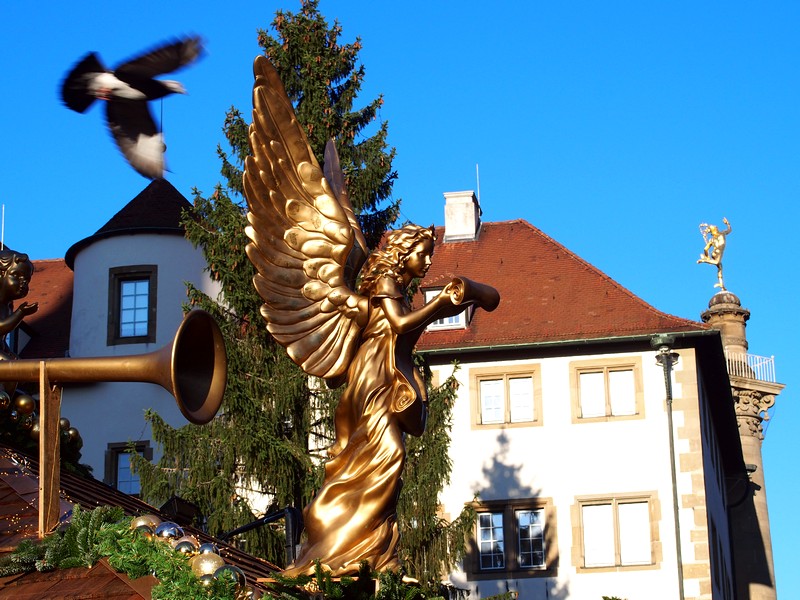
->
[424,288,470,330]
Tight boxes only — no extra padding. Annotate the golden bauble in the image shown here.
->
[13,393,34,415]
[66,427,81,444]
[130,514,162,530]
[59,417,70,431]
[198,573,215,588]
[29,418,40,440]
[190,552,225,577]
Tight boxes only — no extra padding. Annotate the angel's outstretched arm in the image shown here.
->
[380,284,455,335]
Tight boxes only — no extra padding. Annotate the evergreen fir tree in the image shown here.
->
[136,1,473,587]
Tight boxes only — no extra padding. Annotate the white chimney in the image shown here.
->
[443,190,481,242]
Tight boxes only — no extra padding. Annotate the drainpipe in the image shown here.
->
[652,334,685,600]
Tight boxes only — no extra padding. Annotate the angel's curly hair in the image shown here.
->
[359,225,436,296]
[0,249,33,279]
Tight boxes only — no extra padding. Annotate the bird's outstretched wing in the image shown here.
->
[244,55,369,381]
[115,36,203,79]
[106,101,164,179]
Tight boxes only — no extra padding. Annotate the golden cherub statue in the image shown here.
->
[0,249,38,394]
[0,249,38,356]
[242,56,499,576]
[697,217,731,290]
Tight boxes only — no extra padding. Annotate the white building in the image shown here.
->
[22,179,218,492]
[415,192,777,600]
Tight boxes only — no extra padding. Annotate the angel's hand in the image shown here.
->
[17,302,38,316]
[440,281,457,297]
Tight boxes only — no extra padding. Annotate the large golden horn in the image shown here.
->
[0,309,227,425]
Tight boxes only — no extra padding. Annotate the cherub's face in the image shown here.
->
[2,262,33,300]
[404,238,434,279]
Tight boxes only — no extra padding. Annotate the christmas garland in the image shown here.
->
[0,504,239,599]
[0,504,489,599]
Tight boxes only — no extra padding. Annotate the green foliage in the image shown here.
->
[398,365,475,595]
[258,0,400,247]
[265,561,445,599]
[0,505,238,599]
[0,504,125,575]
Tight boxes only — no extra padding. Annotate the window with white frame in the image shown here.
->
[424,288,467,330]
[570,357,644,422]
[579,496,655,569]
[468,499,554,580]
[108,265,157,345]
[472,366,540,427]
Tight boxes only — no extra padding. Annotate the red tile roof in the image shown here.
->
[0,560,157,600]
[18,259,73,359]
[415,220,705,351]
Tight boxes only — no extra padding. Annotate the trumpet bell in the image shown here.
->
[170,309,227,424]
[0,309,227,426]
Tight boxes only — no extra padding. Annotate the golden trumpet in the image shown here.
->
[0,309,226,424]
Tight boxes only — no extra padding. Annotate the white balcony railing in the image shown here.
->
[725,351,777,383]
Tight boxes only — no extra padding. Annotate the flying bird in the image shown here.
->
[60,36,204,179]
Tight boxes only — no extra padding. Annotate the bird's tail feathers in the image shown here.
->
[60,52,106,113]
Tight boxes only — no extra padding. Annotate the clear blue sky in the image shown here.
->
[3,1,798,594]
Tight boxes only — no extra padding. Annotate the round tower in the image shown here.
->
[702,291,783,600]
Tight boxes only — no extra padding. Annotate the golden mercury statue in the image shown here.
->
[697,217,731,290]
[242,56,499,576]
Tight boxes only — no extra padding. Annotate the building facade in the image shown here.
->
[415,192,777,599]
[17,185,779,598]
[21,179,218,492]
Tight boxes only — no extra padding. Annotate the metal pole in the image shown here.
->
[655,342,685,600]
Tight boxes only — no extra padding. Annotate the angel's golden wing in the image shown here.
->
[243,55,368,380]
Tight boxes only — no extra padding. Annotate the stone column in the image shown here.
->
[701,291,782,600]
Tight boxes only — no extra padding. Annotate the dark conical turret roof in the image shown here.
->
[65,179,192,269]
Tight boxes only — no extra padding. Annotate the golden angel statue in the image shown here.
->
[242,56,499,576]
[697,217,731,290]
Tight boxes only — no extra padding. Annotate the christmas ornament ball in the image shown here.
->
[154,521,184,541]
[14,393,35,415]
[198,542,219,555]
[130,514,162,530]
[214,564,246,590]
[190,552,225,577]
[174,540,198,556]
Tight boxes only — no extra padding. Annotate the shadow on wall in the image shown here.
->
[469,431,569,600]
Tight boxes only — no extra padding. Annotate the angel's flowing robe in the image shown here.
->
[284,276,427,576]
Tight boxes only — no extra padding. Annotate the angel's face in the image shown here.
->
[1,261,32,300]
[404,238,434,279]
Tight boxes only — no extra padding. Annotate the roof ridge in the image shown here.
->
[515,219,702,328]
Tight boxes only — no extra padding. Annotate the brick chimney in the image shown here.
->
[443,191,481,242]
